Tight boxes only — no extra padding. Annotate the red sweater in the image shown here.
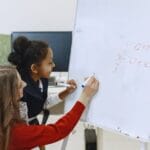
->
[9,101,85,150]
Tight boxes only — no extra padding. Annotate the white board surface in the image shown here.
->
[65,0,150,141]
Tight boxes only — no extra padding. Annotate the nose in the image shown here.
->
[52,62,55,68]
[23,81,27,88]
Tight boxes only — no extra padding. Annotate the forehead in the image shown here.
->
[48,48,53,58]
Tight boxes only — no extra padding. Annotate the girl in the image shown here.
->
[0,65,99,150]
[8,36,77,125]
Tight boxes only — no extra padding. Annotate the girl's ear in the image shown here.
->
[31,64,38,74]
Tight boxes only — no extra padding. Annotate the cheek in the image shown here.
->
[43,66,52,76]
[19,88,23,98]
[16,89,23,99]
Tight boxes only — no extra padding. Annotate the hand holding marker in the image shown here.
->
[79,74,99,106]
[57,74,96,88]
[82,75,94,88]
[57,74,99,106]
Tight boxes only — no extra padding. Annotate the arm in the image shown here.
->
[44,93,63,109]
[58,79,77,100]
[43,79,76,109]
[10,101,85,149]
[58,89,70,100]
[11,76,99,150]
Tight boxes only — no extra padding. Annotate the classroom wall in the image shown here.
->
[0,0,77,34]
[0,34,11,64]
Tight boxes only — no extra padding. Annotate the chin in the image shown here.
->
[47,72,52,78]
[42,72,51,79]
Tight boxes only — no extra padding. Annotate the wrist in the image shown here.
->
[78,93,90,106]
[59,89,70,100]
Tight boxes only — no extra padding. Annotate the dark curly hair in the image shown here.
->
[8,36,49,73]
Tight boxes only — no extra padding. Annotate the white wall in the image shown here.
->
[0,0,77,34]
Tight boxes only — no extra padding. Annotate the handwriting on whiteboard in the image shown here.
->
[113,42,150,72]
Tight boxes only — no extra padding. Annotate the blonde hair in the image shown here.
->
[0,65,24,150]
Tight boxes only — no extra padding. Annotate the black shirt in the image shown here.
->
[19,68,48,118]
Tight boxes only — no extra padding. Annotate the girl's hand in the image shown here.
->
[58,79,77,100]
[66,79,77,94]
[79,76,99,106]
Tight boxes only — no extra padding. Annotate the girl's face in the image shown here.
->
[17,72,27,99]
[38,48,55,78]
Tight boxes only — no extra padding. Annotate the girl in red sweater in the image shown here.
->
[0,65,99,150]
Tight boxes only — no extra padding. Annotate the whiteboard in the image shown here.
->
[65,0,150,141]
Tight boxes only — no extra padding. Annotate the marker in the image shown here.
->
[81,76,93,88]
[56,82,76,88]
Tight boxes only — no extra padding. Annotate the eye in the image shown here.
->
[49,61,53,65]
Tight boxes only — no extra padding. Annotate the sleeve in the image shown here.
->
[43,93,62,109]
[19,101,29,122]
[10,101,85,149]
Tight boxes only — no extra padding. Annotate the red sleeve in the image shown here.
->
[10,101,85,149]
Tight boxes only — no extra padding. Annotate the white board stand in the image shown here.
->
[61,136,69,150]
[140,142,148,150]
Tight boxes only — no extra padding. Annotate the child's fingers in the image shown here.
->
[93,80,100,90]
[67,79,76,84]
[67,79,77,88]
[86,76,96,86]
[84,77,89,81]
